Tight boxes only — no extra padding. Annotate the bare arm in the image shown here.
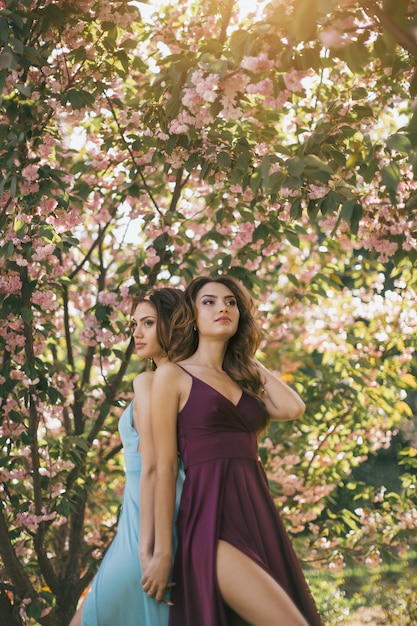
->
[141,362,181,603]
[133,372,155,575]
[255,358,306,421]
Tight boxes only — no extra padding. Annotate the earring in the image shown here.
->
[193,325,197,332]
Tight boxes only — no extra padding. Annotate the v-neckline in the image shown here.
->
[179,365,244,408]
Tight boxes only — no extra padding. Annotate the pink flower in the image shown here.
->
[319,29,345,48]
[22,164,39,181]
[247,78,273,96]
[308,185,329,199]
[191,70,219,103]
[241,53,273,73]
[283,70,305,93]
[98,292,118,307]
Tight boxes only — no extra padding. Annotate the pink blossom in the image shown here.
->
[12,253,28,267]
[98,291,118,307]
[144,248,160,267]
[254,143,269,156]
[241,53,273,73]
[20,179,39,195]
[283,70,305,93]
[182,87,203,113]
[319,29,345,49]
[169,118,189,134]
[221,72,249,95]
[31,289,59,310]
[22,163,39,182]
[191,70,219,103]
[308,185,329,199]
[247,78,273,96]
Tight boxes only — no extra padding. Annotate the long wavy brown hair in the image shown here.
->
[132,288,183,368]
[168,275,268,425]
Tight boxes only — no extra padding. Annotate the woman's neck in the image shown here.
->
[186,338,227,371]
[153,354,168,368]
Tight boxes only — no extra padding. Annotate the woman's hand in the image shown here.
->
[141,553,174,605]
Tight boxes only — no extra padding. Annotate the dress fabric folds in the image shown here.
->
[82,402,184,626]
[169,370,323,626]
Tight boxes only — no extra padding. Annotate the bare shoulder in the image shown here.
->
[153,361,190,395]
[153,361,183,381]
[133,370,154,394]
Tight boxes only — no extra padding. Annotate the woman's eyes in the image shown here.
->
[201,299,236,306]
[129,320,154,333]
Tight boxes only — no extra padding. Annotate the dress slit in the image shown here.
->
[169,369,323,626]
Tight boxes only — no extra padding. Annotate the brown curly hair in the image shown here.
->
[168,275,268,425]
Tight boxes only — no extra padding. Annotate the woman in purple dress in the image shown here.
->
[143,275,323,626]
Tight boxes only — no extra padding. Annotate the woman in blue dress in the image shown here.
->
[70,288,184,626]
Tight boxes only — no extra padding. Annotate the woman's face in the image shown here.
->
[130,301,164,361]
[194,281,240,339]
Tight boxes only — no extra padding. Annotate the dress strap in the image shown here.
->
[176,363,192,376]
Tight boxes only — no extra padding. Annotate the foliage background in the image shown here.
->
[0,0,416,624]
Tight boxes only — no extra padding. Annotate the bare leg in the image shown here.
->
[217,540,309,626]
[69,603,83,626]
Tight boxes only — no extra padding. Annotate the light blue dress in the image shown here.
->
[82,403,184,626]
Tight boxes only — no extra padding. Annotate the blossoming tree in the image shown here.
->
[0,0,416,623]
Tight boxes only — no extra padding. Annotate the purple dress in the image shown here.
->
[169,369,323,626]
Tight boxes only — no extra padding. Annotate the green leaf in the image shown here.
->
[290,197,302,219]
[351,87,368,100]
[386,133,412,154]
[340,199,354,221]
[320,190,342,215]
[352,104,374,119]
[99,400,110,418]
[165,86,181,119]
[0,46,17,70]
[261,154,269,189]
[381,162,401,191]
[285,229,300,248]
[216,151,232,169]
[341,42,369,73]
[287,273,300,287]
[287,157,304,177]
[303,154,333,173]
[21,307,32,324]
[350,203,363,235]
[62,88,95,109]
[0,18,9,44]
[26,598,43,620]
[95,304,110,321]
[113,349,127,362]
[360,158,379,183]
[4,240,15,257]
[267,170,285,194]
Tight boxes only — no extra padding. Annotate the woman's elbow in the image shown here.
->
[155,462,178,482]
[291,399,306,420]
[273,398,306,421]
